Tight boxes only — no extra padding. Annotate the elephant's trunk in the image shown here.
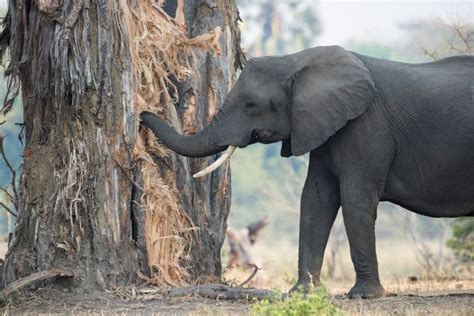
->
[140,111,228,158]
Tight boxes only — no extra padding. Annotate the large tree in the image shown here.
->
[0,0,242,290]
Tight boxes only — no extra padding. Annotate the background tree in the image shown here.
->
[448,219,474,262]
[0,0,242,290]
[237,0,321,56]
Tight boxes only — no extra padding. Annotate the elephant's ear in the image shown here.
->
[284,46,375,156]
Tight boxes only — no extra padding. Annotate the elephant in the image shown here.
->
[140,45,474,298]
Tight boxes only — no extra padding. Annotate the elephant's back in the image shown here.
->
[357,55,474,217]
[358,53,474,132]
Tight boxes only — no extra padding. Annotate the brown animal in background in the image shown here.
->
[226,216,269,268]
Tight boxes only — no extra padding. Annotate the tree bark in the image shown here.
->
[0,0,242,290]
[171,0,243,281]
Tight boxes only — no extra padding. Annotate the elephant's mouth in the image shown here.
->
[253,129,278,144]
[249,129,274,145]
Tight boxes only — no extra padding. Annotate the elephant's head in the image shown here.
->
[140,46,375,176]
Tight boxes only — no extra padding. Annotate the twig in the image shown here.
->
[239,264,260,287]
[446,20,472,51]
[420,48,439,61]
[0,135,18,209]
[0,186,14,203]
[420,19,473,61]
[0,201,17,217]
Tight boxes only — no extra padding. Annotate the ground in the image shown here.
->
[333,279,473,315]
[0,278,472,315]
[1,236,473,315]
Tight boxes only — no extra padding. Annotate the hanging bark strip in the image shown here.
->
[128,0,244,285]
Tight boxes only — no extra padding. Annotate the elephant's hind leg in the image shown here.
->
[291,151,340,293]
[340,177,386,299]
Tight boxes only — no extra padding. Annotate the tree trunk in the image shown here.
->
[0,0,242,290]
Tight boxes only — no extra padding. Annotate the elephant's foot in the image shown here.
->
[289,281,309,294]
[289,278,320,294]
[348,281,385,299]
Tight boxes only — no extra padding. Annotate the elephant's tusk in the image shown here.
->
[193,146,236,178]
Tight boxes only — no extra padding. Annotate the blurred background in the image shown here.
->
[0,0,472,291]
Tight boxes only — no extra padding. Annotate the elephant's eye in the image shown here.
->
[246,102,257,109]
[245,102,260,114]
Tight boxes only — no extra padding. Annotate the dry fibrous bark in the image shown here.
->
[0,0,243,291]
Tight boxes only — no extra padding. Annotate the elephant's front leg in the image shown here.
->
[291,155,340,292]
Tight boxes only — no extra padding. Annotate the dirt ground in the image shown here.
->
[0,279,472,315]
[0,239,472,315]
[332,279,474,315]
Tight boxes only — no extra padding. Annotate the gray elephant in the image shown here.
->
[140,46,474,298]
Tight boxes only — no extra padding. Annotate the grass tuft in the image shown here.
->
[251,285,340,316]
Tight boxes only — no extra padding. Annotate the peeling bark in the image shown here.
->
[159,0,243,281]
[177,0,243,280]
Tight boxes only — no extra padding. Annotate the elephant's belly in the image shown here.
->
[380,193,474,217]
[382,153,474,217]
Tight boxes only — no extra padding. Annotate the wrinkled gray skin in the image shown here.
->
[140,46,474,299]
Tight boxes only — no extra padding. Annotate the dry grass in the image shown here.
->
[123,1,221,286]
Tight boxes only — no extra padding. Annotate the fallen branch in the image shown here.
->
[0,267,74,297]
[166,284,278,301]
